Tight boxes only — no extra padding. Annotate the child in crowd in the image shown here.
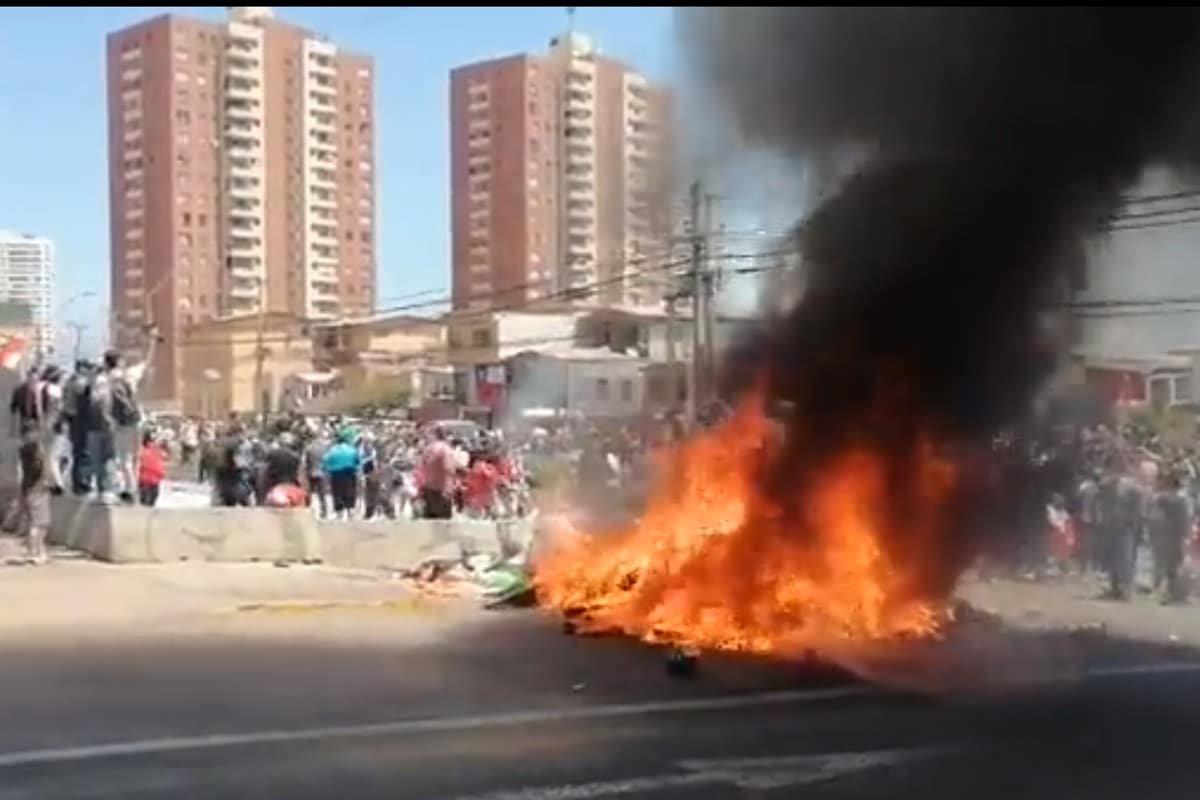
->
[137,430,167,507]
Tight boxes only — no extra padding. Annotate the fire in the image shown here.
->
[534,395,959,655]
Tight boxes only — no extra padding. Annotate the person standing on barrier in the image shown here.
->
[17,423,51,565]
[62,360,94,495]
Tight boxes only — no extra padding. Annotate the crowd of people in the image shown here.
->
[174,414,536,522]
[991,421,1200,605]
[13,350,1193,604]
[6,350,143,563]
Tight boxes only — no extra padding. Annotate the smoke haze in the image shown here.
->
[677,8,1200,582]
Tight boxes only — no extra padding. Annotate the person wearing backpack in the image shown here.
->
[62,360,95,494]
[87,350,141,504]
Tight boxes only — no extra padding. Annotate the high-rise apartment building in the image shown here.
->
[0,232,54,357]
[450,32,672,312]
[106,6,376,402]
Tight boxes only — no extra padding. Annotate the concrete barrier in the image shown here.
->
[45,495,532,570]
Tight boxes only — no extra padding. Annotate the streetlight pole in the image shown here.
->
[68,322,88,363]
[56,290,97,363]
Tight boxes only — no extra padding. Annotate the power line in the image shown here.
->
[375,286,449,305]
[1119,188,1200,206]
[367,248,689,319]
[1107,212,1200,231]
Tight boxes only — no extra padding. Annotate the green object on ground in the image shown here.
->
[482,565,534,608]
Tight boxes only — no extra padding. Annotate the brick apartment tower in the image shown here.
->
[106,6,376,403]
[450,32,672,312]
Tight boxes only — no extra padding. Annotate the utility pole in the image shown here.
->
[702,191,718,399]
[687,180,711,426]
[253,275,268,424]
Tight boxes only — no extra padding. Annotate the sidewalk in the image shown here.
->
[0,533,473,640]
[959,572,1200,647]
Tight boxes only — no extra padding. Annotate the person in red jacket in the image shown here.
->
[137,431,167,507]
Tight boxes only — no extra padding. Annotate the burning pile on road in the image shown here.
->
[535,9,1200,661]
[535,393,958,655]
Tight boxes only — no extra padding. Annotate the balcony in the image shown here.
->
[224,115,259,134]
[310,111,335,130]
[311,298,340,317]
[566,88,593,105]
[309,204,336,222]
[225,78,261,102]
[229,185,264,206]
[567,214,594,232]
[228,233,262,252]
[225,134,262,155]
[311,268,338,286]
[228,199,260,219]
[310,169,337,189]
[567,177,594,194]
[225,52,259,73]
[229,281,259,300]
[310,136,336,156]
[311,244,339,261]
[228,214,260,232]
[308,54,336,76]
[565,142,593,159]
[227,155,262,177]
[310,226,338,246]
[224,96,260,113]
[311,256,339,274]
[311,284,339,303]
[310,193,337,211]
[308,86,336,106]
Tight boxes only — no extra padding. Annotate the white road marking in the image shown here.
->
[444,747,955,799]
[677,746,954,789]
[0,659,1197,771]
[1087,661,1200,678]
[436,773,715,800]
[0,687,867,770]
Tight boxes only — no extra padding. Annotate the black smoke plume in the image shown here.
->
[679,9,1200,585]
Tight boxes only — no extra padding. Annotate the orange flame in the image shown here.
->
[534,394,959,655]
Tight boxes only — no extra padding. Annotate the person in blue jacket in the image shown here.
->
[322,427,361,520]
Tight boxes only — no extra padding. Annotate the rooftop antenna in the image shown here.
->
[566,6,576,35]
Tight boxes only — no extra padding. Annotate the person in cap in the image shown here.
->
[321,427,361,520]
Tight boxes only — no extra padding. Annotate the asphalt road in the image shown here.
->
[3,612,1200,799]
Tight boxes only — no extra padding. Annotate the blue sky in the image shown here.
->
[0,6,676,352]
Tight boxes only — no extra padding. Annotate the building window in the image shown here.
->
[596,378,610,401]
[620,379,633,403]
[182,212,192,226]
[471,329,490,347]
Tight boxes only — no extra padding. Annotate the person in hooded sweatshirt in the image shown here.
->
[322,428,361,520]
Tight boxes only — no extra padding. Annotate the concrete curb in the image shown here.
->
[45,495,533,570]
